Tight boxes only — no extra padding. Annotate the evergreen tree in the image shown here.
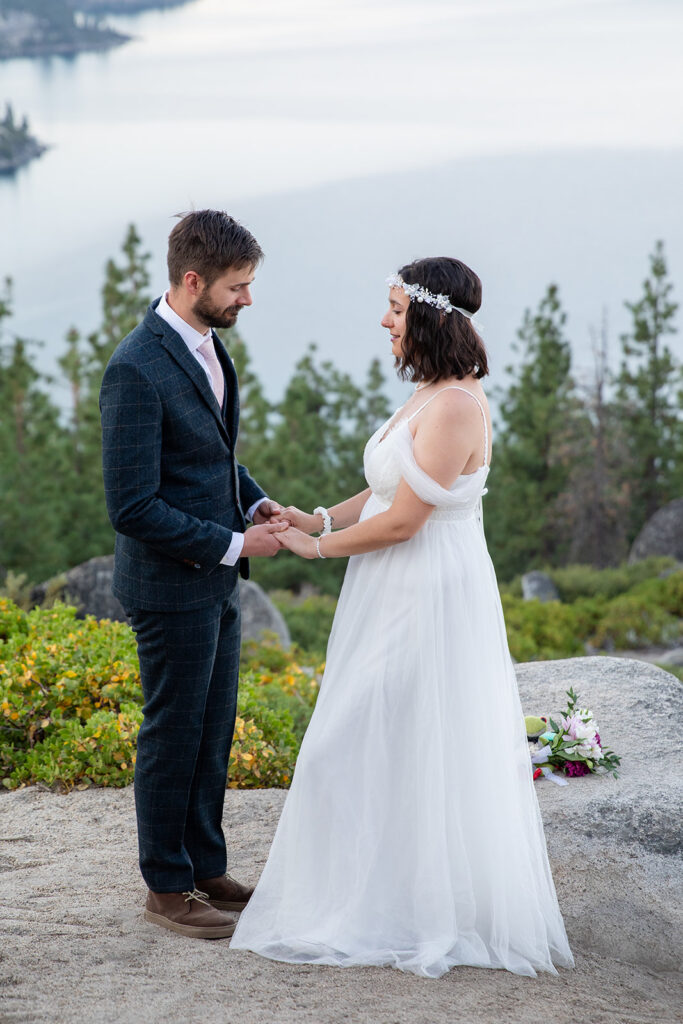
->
[0,280,73,581]
[246,345,391,594]
[485,285,579,580]
[557,314,630,566]
[228,330,272,472]
[614,241,682,538]
[58,224,152,567]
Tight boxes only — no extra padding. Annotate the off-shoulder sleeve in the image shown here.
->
[392,421,480,508]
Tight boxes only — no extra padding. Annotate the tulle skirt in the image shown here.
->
[230,496,575,978]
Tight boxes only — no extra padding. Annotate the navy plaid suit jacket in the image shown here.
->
[100,299,266,612]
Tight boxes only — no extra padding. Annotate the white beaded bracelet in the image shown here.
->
[313,506,332,535]
[316,536,327,559]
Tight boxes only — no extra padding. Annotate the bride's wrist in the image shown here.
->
[313,506,333,535]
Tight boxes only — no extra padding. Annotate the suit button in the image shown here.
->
[194,563,201,569]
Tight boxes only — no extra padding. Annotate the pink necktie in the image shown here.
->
[198,337,225,408]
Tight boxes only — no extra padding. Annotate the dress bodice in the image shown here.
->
[363,387,490,520]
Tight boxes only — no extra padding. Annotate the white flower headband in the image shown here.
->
[386,273,475,319]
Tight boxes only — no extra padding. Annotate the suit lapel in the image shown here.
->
[212,331,240,439]
[149,311,232,444]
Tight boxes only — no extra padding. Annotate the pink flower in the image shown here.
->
[565,761,591,777]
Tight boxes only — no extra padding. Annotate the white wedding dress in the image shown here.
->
[231,387,574,979]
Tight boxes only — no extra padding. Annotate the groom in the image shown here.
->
[100,210,286,939]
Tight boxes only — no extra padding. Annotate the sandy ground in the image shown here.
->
[0,785,680,1024]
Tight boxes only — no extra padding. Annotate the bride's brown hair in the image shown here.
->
[394,257,488,382]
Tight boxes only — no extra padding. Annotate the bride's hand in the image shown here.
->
[278,526,319,559]
[278,506,323,534]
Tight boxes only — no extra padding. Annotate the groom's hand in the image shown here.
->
[241,522,288,557]
[252,499,285,525]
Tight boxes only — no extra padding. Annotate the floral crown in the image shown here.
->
[386,273,475,318]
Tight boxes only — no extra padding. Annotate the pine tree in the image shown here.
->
[557,313,630,566]
[0,279,73,581]
[485,284,579,580]
[614,241,681,539]
[58,225,152,567]
[246,345,391,594]
[227,329,272,473]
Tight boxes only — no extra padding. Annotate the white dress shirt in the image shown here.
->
[155,290,267,565]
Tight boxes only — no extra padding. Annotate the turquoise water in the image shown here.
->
[0,0,681,405]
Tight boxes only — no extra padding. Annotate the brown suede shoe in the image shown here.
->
[195,873,255,912]
[144,889,238,939]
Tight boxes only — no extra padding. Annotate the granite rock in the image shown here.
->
[32,555,127,622]
[521,570,560,602]
[239,579,291,648]
[515,656,683,971]
[629,496,683,563]
[32,556,291,647]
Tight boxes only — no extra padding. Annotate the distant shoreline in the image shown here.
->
[0,30,129,62]
[0,136,48,174]
[73,0,193,11]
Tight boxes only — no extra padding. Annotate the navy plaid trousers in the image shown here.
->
[127,583,241,893]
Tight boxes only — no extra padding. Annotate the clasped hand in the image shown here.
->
[249,503,322,559]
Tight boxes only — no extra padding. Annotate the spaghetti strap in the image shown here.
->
[406,386,489,467]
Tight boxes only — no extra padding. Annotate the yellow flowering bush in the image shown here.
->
[0,599,322,791]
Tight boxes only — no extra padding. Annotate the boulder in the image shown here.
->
[521,570,559,602]
[32,555,127,622]
[239,579,291,648]
[32,556,291,647]
[515,656,682,971]
[629,497,683,563]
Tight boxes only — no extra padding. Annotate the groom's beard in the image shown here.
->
[193,296,241,330]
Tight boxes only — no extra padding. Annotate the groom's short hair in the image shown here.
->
[167,210,264,286]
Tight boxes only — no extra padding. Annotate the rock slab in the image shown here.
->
[0,657,680,1023]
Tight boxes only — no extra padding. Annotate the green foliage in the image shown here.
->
[501,594,587,661]
[588,593,681,651]
[547,557,676,602]
[271,590,337,656]
[614,242,682,538]
[237,345,391,595]
[501,567,683,659]
[58,225,152,570]
[0,600,141,789]
[0,598,322,791]
[556,316,632,567]
[0,281,77,581]
[485,285,581,580]
[0,227,152,585]
[1,230,680,597]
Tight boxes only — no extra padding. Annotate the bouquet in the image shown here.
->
[530,687,621,785]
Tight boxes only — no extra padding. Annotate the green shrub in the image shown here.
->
[271,590,337,656]
[501,595,585,661]
[501,566,683,660]
[589,593,681,650]
[0,599,322,791]
[548,558,676,602]
[0,601,142,789]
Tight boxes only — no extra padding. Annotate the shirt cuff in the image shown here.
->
[221,532,245,566]
[247,496,270,522]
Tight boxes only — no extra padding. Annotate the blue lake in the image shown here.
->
[0,0,681,409]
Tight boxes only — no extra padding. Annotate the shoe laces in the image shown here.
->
[182,889,210,907]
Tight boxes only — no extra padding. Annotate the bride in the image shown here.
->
[230,257,575,979]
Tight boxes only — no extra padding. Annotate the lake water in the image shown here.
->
[1,0,682,410]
